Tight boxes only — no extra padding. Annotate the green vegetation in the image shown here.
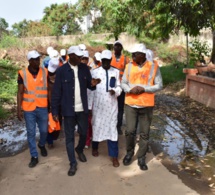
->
[160,63,186,86]
[189,39,211,65]
[0,60,19,118]
[0,33,25,48]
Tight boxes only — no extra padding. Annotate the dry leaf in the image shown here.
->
[204,165,211,168]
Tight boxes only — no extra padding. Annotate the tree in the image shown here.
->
[78,0,131,40]
[42,3,81,36]
[78,0,215,62]
[12,19,29,37]
[0,17,8,31]
[26,21,52,37]
[0,17,9,38]
[147,0,215,62]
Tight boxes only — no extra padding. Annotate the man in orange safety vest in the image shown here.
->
[121,43,163,171]
[17,50,49,168]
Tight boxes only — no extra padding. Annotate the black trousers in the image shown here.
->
[64,112,88,165]
[117,91,125,129]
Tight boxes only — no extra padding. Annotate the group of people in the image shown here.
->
[17,41,163,176]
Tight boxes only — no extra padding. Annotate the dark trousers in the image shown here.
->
[85,115,92,146]
[92,140,118,157]
[117,91,125,130]
[125,105,153,159]
[64,112,88,165]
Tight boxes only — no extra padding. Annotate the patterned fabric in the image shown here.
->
[89,66,122,142]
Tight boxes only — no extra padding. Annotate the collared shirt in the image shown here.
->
[69,62,83,112]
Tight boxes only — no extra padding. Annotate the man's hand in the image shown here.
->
[53,115,59,122]
[130,86,145,94]
[109,89,115,96]
[17,110,23,121]
[91,78,101,87]
[129,86,139,94]
[136,86,145,94]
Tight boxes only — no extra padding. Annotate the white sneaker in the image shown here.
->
[85,145,89,149]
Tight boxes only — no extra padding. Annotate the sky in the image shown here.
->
[0,0,78,29]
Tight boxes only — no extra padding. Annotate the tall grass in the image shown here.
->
[0,60,18,102]
[0,33,26,48]
[160,63,186,86]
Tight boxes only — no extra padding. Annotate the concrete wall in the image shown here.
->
[168,29,213,48]
[21,33,138,51]
[21,29,213,50]
[186,75,215,109]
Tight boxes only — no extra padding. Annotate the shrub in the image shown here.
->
[0,59,18,104]
[189,39,211,65]
[160,62,186,86]
[0,33,25,48]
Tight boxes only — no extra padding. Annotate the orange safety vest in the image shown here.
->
[48,113,61,133]
[125,61,158,107]
[111,54,129,80]
[19,67,48,111]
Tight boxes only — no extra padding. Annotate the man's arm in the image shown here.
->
[121,64,132,93]
[17,84,24,121]
[144,67,163,93]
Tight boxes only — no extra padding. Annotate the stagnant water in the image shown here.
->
[0,119,39,157]
[0,114,211,162]
[151,114,209,163]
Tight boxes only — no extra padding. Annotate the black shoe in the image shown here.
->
[75,148,87,162]
[123,153,134,166]
[138,158,148,171]
[38,144,48,157]
[28,157,38,168]
[68,164,77,176]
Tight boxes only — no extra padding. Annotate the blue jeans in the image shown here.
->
[92,140,118,157]
[64,112,88,165]
[24,107,48,157]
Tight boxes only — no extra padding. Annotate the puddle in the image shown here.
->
[0,119,39,157]
[151,115,209,163]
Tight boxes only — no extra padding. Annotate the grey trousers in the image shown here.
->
[125,105,153,159]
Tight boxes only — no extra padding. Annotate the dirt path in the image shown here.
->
[0,135,199,195]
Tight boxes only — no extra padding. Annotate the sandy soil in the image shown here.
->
[0,134,199,195]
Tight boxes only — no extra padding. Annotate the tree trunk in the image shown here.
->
[211,29,215,64]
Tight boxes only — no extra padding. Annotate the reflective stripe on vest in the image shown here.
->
[125,61,158,107]
[19,67,48,111]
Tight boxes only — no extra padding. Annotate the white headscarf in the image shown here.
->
[146,49,154,62]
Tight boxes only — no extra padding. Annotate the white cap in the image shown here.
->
[114,40,123,47]
[129,43,147,54]
[94,52,101,62]
[68,46,84,56]
[146,49,154,62]
[49,49,59,59]
[60,49,66,56]
[83,50,89,58]
[47,46,54,55]
[78,44,86,51]
[101,50,112,60]
[48,58,59,73]
[27,50,40,60]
